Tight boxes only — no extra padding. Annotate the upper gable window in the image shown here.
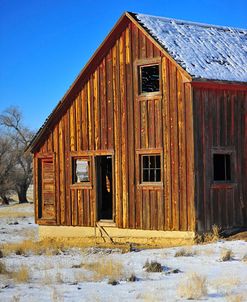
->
[139,64,160,94]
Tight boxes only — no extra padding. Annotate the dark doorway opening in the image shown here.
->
[96,155,113,220]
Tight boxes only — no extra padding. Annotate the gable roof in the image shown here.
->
[132,12,247,83]
[28,12,247,152]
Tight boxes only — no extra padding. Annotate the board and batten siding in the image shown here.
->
[34,20,195,231]
[193,86,247,232]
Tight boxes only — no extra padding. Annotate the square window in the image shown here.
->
[72,158,90,183]
[213,153,231,181]
[141,155,161,183]
[139,65,160,94]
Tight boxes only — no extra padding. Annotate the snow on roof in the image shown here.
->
[135,13,247,82]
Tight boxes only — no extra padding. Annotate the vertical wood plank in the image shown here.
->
[177,72,187,231]
[120,32,128,228]
[93,69,100,150]
[162,57,172,230]
[170,62,179,230]
[126,24,135,228]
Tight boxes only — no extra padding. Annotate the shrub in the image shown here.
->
[221,249,234,262]
[178,272,207,300]
[80,258,124,281]
[195,224,220,243]
[175,248,195,257]
[143,260,163,272]
[12,265,30,283]
[242,254,247,262]
[108,279,119,285]
[0,261,7,274]
[213,277,240,295]
[127,273,137,282]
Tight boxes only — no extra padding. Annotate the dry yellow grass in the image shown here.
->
[212,277,240,295]
[11,296,21,302]
[73,269,91,282]
[0,238,66,256]
[242,254,247,262]
[51,288,64,302]
[0,211,33,218]
[12,265,30,283]
[226,294,245,302]
[42,270,54,285]
[80,258,125,281]
[195,225,220,244]
[0,260,8,274]
[178,272,207,300]
[174,248,196,257]
[221,249,234,261]
[0,203,33,218]
[55,271,64,283]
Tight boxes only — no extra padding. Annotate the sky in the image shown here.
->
[0,0,246,131]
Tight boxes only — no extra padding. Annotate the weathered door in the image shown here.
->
[38,157,56,221]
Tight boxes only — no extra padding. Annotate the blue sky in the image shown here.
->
[0,0,246,130]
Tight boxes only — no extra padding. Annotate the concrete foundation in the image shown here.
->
[39,225,195,247]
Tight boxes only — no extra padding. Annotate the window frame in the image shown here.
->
[136,58,162,99]
[211,148,235,186]
[139,64,160,95]
[138,152,163,185]
[71,156,92,187]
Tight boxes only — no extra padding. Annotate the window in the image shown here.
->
[141,155,161,183]
[72,157,90,184]
[139,64,160,94]
[213,153,231,181]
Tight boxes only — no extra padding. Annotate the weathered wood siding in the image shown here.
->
[193,86,247,232]
[33,20,195,231]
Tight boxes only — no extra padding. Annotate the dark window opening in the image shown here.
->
[213,154,231,181]
[139,65,160,94]
[72,158,90,183]
[141,155,161,183]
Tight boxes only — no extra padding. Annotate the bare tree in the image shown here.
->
[0,107,34,203]
[0,134,16,204]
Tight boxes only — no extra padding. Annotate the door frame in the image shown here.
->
[35,152,57,225]
[94,152,115,223]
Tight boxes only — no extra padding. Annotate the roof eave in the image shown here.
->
[191,78,247,90]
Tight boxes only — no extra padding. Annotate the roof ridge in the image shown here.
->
[130,12,247,33]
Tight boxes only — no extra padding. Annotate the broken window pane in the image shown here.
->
[73,159,90,183]
[140,65,160,93]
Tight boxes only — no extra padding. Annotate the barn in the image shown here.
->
[28,12,247,245]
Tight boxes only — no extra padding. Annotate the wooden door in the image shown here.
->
[38,158,56,221]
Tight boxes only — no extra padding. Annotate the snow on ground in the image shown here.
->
[0,203,247,302]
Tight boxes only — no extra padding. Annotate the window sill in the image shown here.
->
[137,93,162,101]
[137,183,163,189]
[211,183,237,189]
[70,183,93,189]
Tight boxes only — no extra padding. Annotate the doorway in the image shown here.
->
[95,155,113,220]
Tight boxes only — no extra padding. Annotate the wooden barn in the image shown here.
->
[28,12,247,244]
